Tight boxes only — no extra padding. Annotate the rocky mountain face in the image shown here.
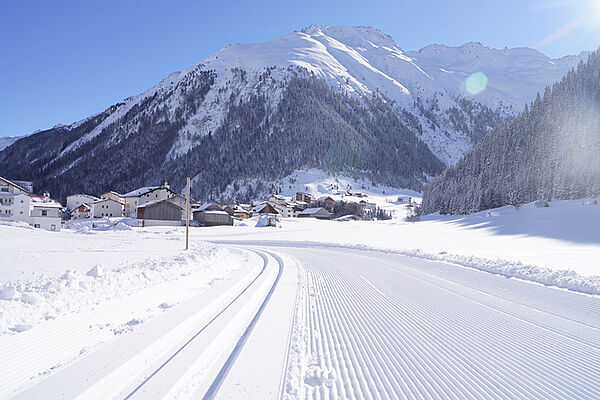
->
[422,50,600,215]
[0,25,589,202]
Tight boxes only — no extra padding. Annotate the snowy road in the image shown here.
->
[276,246,600,399]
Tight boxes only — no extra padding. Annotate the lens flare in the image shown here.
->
[464,72,488,96]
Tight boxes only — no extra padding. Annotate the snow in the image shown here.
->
[1,180,599,398]
[0,221,239,336]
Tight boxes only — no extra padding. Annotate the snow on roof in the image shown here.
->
[0,176,32,195]
[70,203,91,213]
[318,196,334,201]
[67,193,99,199]
[91,198,123,205]
[137,199,183,209]
[122,186,160,197]
[203,210,229,215]
[31,196,62,208]
[252,203,277,213]
[196,203,223,212]
[299,207,328,215]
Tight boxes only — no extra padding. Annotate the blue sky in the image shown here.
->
[1,0,599,137]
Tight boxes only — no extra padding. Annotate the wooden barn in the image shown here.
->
[297,207,332,220]
[137,199,183,226]
[193,203,233,226]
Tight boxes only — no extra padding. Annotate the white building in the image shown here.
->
[66,194,99,211]
[0,177,63,231]
[90,198,124,218]
[122,183,179,217]
[30,195,63,231]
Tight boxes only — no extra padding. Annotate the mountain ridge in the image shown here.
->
[0,25,591,202]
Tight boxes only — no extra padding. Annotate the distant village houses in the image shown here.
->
[0,176,62,231]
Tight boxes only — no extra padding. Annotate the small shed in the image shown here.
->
[137,199,183,222]
[297,207,332,220]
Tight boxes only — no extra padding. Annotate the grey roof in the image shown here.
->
[122,186,161,198]
[91,198,123,205]
[196,202,224,212]
[137,199,183,209]
[318,196,334,201]
[298,207,330,215]
[0,176,32,195]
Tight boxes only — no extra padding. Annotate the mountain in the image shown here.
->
[422,49,600,215]
[0,136,25,152]
[0,25,589,201]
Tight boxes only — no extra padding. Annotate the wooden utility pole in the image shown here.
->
[186,177,190,250]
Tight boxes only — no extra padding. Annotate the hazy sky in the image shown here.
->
[1,0,599,137]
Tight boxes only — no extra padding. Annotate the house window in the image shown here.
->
[51,224,56,231]
[34,224,40,228]
[42,210,47,216]
[1,188,7,192]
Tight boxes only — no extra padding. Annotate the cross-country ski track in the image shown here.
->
[3,243,600,399]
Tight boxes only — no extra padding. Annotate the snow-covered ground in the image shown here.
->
[1,172,599,398]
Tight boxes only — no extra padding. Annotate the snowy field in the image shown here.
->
[1,171,599,398]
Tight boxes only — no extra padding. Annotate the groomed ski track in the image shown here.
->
[276,245,600,400]
[4,242,600,399]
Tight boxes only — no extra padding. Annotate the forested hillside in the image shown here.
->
[422,50,600,214]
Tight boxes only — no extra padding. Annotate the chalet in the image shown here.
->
[269,201,294,218]
[66,194,98,211]
[91,198,124,218]
[297,207,332,220]
[70,203,91,219]
[294,192,313,203]
[359,200,376,210]
[137,199,183,226]
[193,203,233,226]
[0,177,62,231]
[316,196,336,209]
[233,205,250,219]
[122,182,178,217]
[251,203,279,217]
[101,191,123,203]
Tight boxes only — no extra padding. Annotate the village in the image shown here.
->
[0,176,415,232]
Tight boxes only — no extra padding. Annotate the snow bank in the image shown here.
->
[0,241,236,336]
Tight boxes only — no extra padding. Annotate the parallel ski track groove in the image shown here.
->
[290,251,600,399]
[122,249,273,400]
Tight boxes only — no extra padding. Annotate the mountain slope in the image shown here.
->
[422,49,600,215]
[0,25,589,201]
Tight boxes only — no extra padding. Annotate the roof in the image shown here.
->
[0,176,32,195]
[318,196,334,201]
[252,203,278,213]
[137,199,183,209]
[203,210,229,215]
[91,198,123,205]
[67,193,99,200]
[102,191,121,196]
[70,203,91,213]
[196,202,224,212]
[31,196,62,208]
[298,207,330,215]
[122,186,161,198]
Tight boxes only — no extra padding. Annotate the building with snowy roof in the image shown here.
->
[0,176,62,231]
[297,207,332,220]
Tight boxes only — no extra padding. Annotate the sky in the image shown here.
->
[1,0,599,138]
